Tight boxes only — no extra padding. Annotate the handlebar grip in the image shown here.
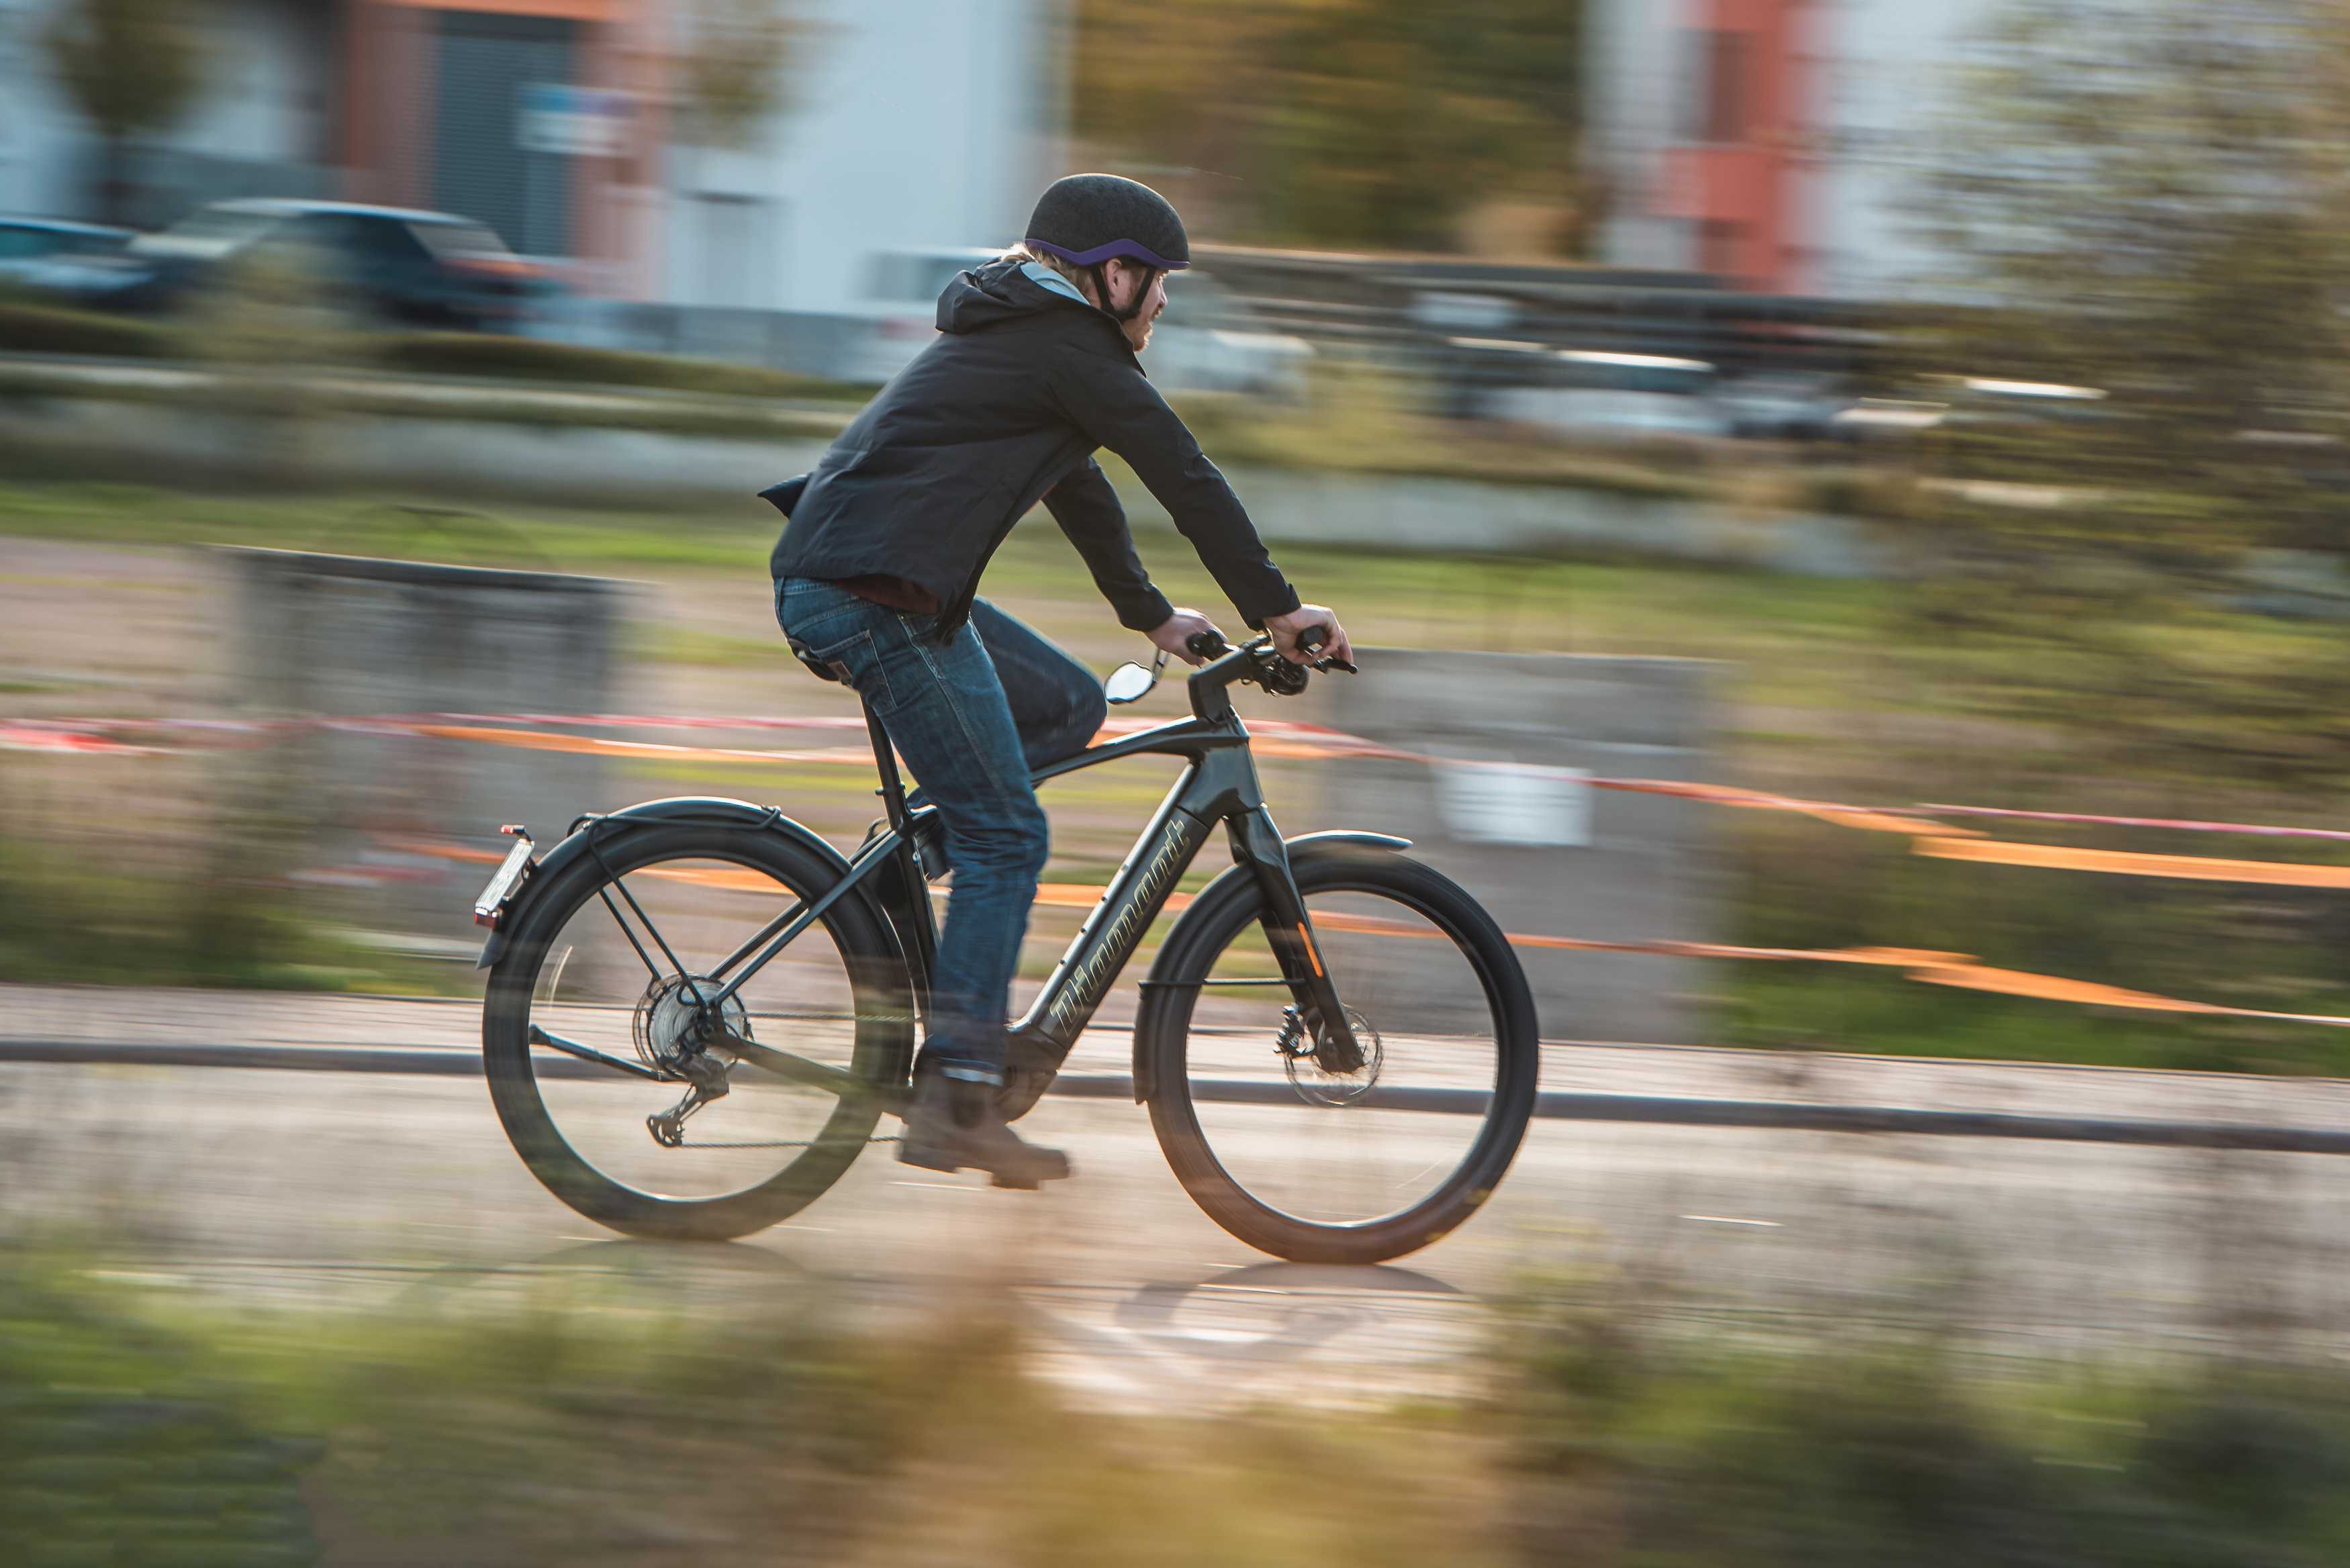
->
[1291,624,1357,675]
[1186,629,1231,660]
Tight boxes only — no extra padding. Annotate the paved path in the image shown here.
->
[6,983,2350,1410]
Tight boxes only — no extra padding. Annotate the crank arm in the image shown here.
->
[722,1035,876,1102]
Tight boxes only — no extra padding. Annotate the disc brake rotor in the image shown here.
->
[1281,1006,1382,1107]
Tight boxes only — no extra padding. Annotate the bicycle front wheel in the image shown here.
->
[1138,845,1538,1265]
[483,820,914,1241]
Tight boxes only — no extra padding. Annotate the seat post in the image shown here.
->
[863,697,912,831]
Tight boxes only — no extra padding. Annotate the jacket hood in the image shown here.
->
[937,254,1098,335]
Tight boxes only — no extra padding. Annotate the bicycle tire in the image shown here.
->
[1137,844,1538,1264]
[483,820,914,1241]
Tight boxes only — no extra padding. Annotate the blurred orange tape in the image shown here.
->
[385,834,2350,1030]
[1915,836,2350,888]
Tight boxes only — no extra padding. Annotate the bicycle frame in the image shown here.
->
[690,638,1364,1080]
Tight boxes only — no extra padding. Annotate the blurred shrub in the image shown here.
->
[1076,0,1589,254]
[1903,0,2350,788]
[1716,810,2350,1075]
[1170,369,1713,497]
[0,835,431,991]
[0,1251,320,1566]
[1495,1275,2350,1567]
[0,299,181,359]
[370,332,865,402]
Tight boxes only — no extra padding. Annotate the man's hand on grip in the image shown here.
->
[1264,605,1354,669]
[1148,608,1225,667]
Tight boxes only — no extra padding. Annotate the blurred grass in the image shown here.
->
[0,836,447,993]
[11,1238,2350,1565]
[371,331,867,402]
[0,301,867,403]
[0,1243,1503,1567]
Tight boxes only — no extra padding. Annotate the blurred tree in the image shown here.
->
[42,0,205,226]
[673,0,812,150]
[1073,0,1587,254]
[1904,0,2350,786]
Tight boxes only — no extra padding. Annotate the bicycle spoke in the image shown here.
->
[602,873,703,1001]
[595,884,665,981]
[711,896,808,980]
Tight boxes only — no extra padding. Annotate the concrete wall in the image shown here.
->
[223,547,630,950]
[1323,650,1720,1045]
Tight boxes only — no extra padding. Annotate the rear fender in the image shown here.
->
[1130,830,1411,1101]
[474,797,855,970]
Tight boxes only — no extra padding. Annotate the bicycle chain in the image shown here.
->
[675,1134,904,1150]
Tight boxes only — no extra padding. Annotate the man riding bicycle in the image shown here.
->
[765,174,1352,1189]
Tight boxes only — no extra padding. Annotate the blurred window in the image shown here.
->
[410,219,513,259]
[0,226,62,259]
[131,207,281,260]
[434,13,575,257]
[347,217,434,264]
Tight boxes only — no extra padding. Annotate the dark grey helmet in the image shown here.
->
[1024,173,1188,322]
[1025,173,1191,271]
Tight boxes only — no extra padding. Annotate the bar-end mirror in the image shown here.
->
[1104,648,1168,705]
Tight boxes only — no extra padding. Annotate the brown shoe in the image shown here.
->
[898,1066,1072,1189]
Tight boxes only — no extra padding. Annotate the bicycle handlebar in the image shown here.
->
[1186,625,1356,677]
[1181,624,1353,713]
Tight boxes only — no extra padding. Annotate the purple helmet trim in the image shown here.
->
[1025,237,1190,271]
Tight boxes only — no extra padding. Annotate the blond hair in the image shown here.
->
[1004,242,1097,305]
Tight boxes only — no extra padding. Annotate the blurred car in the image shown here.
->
[1146,270,1313,399]
[838,245,1000,382]
[1486,350,1730,438]
[29,199,560,330]
[840,244,1311,395]
[1826,377,2111,442]
[0,217,134,294]
[1718,372,1851,440]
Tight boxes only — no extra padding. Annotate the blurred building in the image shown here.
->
[0,0,1058,315]
[1587,0,2001,297]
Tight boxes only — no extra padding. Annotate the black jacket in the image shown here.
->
[764,256,1299,640]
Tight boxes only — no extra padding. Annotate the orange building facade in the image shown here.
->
[1651,0,1813,293]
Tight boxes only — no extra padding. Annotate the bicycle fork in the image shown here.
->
[1227,809,1364,1075]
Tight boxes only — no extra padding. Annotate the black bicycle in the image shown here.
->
[471,631,1538,1265]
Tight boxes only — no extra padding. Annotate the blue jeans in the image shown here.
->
[774,579,1108,1078]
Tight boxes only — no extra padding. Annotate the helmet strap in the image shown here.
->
[1092,260,1158,323]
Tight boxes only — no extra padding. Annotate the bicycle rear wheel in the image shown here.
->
[1138,845,1538,1264]
[483,821,914,1240]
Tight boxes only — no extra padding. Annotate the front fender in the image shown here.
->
[474,797,853,969]
[1129,830,1411,1101]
